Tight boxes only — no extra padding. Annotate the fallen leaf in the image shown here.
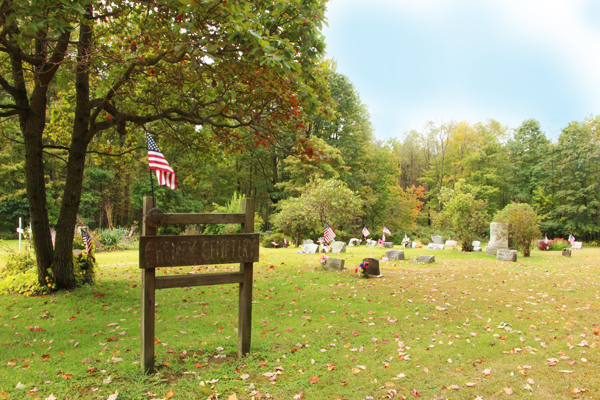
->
[293,394,305,400]
[465,382,476,387]
[309,376,319,384]
[241,373,250,380]
[228,394,238,400]
[165,389,175,399]
[504,388,513,395]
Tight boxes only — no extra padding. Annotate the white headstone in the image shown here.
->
[444,240,458,247]
[496,249,517,262]
[331,241,347,253]
[571,242,583,249]
[427,243,445,250]
[302,243,319,253]
[432,236,444,244]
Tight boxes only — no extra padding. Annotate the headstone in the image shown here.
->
[472,241,482,251]
[348,238,361,247]
[266,231,273,237]
[496,249,517,262]
[485,222,509,256]
[362,257,382,277]
[572,242,583,249]
[303,239,314,245]
[427,243,445,250]
[562,248,571,257]
[432,236,444,244]
[323,258,345,271]
[411,241,417,248]
[416,255,435,263]
[331,241,347,253]
[445,240,458,247]
[302,243,319,254]
[365,240,377,247]
[382,242,394,248]
[385,250,405,260]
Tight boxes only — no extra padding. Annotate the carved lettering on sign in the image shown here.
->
[140,234,259,268]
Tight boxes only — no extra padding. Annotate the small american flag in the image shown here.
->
[324,222,336,244]
[81,228,93,255]
[146,132,177,190]
[362,226,370,237]
[383,226,391,235]
[568,234,575,245]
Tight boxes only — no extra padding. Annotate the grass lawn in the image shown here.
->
[0,243,598,399]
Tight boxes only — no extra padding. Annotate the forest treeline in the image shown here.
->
[1,71,598,242]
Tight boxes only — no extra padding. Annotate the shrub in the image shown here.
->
[262,232,291,248]
[73,253,96,285]
[98,228,122,250]
[0,242,51,295]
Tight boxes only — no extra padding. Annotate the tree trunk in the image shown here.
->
[53,137,89,289]
[53,11,93,289]
[23,107,54,286]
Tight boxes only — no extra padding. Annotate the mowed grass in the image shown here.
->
[0,244,599,399]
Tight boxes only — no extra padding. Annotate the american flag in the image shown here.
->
[362,226,370,237]
[383,226,391,235]
[146,132,177,190]
[81,228,93,255]
[568,234,575,245]
[324,222,336,244]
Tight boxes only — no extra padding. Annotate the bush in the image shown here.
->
[262,232,291,248]
[74,253,96,285]
[0,242,51,295]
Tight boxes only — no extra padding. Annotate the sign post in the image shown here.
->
[140,197,257,374]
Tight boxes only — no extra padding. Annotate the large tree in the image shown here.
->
[0,0,329,288]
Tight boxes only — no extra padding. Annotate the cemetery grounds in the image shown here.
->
[0,243,599,400]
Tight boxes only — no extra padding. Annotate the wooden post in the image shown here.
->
[141,196,157,374]
[238,198,255,357]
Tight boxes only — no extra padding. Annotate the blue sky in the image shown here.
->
[322,0,600,141]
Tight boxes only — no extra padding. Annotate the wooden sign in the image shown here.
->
[139,233,259,268]
[140,197,257,374]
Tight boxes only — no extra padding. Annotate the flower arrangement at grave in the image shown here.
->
[537,238,570,251]
[320,255,329,265]
[355,261,369,278]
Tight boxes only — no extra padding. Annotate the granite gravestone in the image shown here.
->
[485,222,509,256]
[472,241,482,252]
[362,257,382,277]
[331,241,347,253]
[496,249,517,262]
[385,250,405,260]
[302,243,319,253]
[323,258,345,271]
[416,255,435,263]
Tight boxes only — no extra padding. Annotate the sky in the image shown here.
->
[322,0,600,141]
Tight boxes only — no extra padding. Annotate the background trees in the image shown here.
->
[1,0,330,288]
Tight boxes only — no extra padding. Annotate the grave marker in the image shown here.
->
[496,249,517,262]
[385,250,405,260]
[416,255,435,263]
[331,241,347,253]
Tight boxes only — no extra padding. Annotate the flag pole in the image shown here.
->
[144,125,156,208]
